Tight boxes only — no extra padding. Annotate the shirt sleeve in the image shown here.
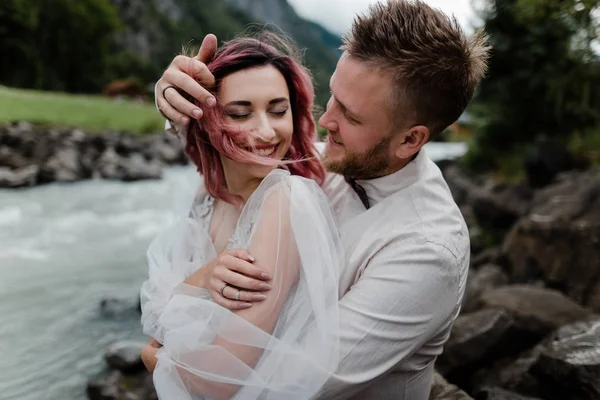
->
[315,236,463,399]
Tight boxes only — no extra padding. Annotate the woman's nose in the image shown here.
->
[254,116,277,142]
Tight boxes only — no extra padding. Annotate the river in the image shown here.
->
[0,142,466,400]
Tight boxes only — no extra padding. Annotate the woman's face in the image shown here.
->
[219,65,293,178]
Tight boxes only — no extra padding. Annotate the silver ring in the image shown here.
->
[220,283,229,297]
[162,85,178,101]
[235,290,241,301]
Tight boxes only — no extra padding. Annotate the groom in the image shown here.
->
[149,1,489,398]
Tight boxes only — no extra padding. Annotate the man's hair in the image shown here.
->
[342,0,490,137]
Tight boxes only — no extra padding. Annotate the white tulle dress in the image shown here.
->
[140,169,343,400]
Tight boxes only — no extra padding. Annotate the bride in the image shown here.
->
[139,33,343,399]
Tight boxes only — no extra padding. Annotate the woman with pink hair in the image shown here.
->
[139,33,342,399]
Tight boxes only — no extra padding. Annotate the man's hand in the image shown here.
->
[156,34,218,125]
[141,338,162,372]
[183,249,272,310]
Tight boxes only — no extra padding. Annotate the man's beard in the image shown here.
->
[322,134,393,179]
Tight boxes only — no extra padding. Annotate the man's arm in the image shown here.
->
[315,236,465,399]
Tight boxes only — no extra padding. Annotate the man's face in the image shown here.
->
[318,54,400,179]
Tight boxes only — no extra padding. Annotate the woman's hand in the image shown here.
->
[156,34,218,125]
[184,249,272,310]
[141,338,163,372]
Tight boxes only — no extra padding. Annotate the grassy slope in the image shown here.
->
[0,86,164,134]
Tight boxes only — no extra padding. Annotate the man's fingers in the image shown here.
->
[156,95,189,125]
[197,34,218,65]
[163,68,215,107]
[174,55,216,88]
[163,86,204,120]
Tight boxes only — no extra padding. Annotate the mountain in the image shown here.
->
[110,0,342,107]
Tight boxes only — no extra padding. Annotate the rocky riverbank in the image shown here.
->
[0,122,188,188]
[86,159,600,400]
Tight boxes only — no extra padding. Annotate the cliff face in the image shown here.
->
[110,0,341,106]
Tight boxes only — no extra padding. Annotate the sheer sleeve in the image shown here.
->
[148,171,342,400]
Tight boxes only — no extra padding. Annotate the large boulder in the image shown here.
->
[530,318,600,400]
[479,285,592,339]
[104,341,146,374]
[436,309,514,377]
[463,264,509,313]
[87,370,156,400]
[503,168,600,311]
[475,387,543,400]
[429,372,474,400]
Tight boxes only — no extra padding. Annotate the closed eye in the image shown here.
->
[271,109,288,116]
[228,113,250,120]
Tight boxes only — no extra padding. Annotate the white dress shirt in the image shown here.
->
[317,150,469,400]
[161,114,469,400]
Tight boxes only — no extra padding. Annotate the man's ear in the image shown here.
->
[393,125,430,159]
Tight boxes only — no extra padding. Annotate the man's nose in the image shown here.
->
[319,107,337,132]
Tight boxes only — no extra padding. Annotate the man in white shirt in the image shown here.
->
[146,1,490,398]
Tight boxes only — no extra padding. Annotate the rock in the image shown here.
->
[470,247,505,269]
[530,318,600,400]
[479,285,591,339]
[0,165,39,188]
[463,264,509,313]
[105,341,146,374]
[121,153,162,181]
[429,372,474,400]
[39,144,83,183]
[470,181,532,235]
[87,370,156,400]
[97,148,162,181]
[0,145,31,169]
[442,164,479,207]
[475,387,543,400]
[503,168,600,311]
[470,345,546,398]
[100,297,137,318]
[436,309,513,376]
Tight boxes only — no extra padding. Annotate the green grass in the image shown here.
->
[0,86,165,134]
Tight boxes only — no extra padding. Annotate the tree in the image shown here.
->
[0,0,120,92]
[464,0,600,172]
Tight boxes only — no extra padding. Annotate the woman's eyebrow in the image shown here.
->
[224,100,251,107]
[269,97,289,105]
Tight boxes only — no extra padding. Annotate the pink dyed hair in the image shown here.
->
[184,34,325,204]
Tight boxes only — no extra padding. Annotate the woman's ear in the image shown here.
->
[393,125,430,159]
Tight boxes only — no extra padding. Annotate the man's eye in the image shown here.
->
[345,113,359,125]
[228,114,250,120]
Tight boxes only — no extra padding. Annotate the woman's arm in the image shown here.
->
[174,186,301,399]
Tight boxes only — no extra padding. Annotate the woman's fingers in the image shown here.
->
[224,250,271,280]
[222,285,267,302]
[219,268,272,292]
[212,288,253,310]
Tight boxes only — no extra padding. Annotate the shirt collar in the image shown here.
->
[357,149,429,206]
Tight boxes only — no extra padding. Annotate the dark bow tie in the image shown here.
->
[344,176,370,209]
